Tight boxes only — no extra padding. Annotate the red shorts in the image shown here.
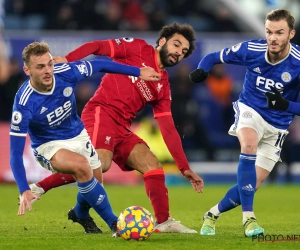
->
[81,106,147,171]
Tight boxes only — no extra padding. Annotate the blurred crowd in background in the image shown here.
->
[1,0,300,182]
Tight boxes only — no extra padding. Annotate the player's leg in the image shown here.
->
[125,142,197,233]
[81,105,114,174]
[236,127,266,237]
[95,148,113,173]
[30,173,76,196]
[200,165,271,235]
[48,133,118,235]
[201,102,263,236]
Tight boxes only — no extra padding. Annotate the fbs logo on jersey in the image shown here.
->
[46,100,72,125]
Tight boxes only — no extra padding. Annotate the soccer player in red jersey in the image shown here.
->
[29,23,204,233]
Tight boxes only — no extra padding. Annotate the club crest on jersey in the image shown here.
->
[242,111,252,118]
[281,72,291,83]
[122,37,134,42]
[75,62,89,76]
[63,87,73,97]
[231,43,242,52]
[105,136,111,145]
[12,111,22,124]
[157,83,162,93]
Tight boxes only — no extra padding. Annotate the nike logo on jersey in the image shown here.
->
[40,107,48,114]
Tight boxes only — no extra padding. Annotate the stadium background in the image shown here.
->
[1,0,300,186]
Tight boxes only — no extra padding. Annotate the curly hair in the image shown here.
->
[156,22,196,58]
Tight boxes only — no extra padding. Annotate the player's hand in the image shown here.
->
[53,56,68,64]
[139,66,161,81]
[189,68,208,83]
[18,190,40,216]
[265,86,289,111]
[183,169,204,193]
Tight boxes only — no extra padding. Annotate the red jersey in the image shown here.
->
[65,38,191,174]
[66,38,171,128]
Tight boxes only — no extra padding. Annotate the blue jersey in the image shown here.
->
[219,39,300,129]
[10,60,140,148]
[10,59,140,194]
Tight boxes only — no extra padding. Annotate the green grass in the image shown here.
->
[0,183,299,250]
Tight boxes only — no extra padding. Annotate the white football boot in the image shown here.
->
[153,217,197,233]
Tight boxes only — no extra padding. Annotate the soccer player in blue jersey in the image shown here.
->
[9,41,160,235]
[189,9,300,237]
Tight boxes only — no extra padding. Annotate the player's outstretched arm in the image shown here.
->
[10,135,40,215]
[156,116,204,193]
[139,66,161,81]
[189,51,222,83]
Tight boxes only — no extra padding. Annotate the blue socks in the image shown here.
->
[218,184,240,213]
[237,153,256,212]
[74,192,91,219]
[77,177,117,228]
[218,153,256,213]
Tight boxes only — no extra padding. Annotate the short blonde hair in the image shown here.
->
[22,41,50,66]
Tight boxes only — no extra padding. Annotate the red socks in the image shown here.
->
[36,173,76,192]
[143,169,169,224]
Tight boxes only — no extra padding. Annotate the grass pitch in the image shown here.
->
[0,183,299,250]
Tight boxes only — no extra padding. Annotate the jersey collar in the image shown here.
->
[28,76,56,95]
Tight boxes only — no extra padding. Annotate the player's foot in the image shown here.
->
[153,217,197,233]
[68,208,102,234]
[18,183,45,208]
[244,217,264,237]
[110,221,119,237]
[200,211,218,235]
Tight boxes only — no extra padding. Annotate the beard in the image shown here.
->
[159,44,179,68]
[268,39,289,55]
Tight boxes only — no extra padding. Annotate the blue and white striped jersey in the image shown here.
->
[9,62,92,148]
[220,39,300,129]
